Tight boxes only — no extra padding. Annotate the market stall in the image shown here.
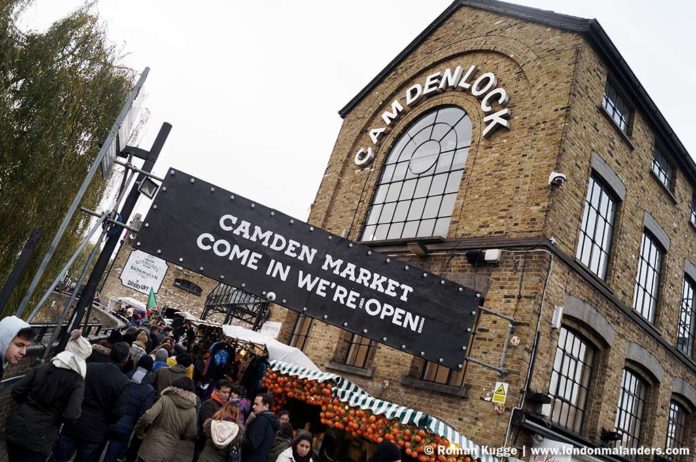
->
[221,324,318,370]
[264,360,499,462]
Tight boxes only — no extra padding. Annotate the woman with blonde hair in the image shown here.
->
[199,400,243,462]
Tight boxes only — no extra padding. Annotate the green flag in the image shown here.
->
[147,288,157,314]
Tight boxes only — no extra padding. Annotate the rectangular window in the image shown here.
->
[421,362,464,387]
[652,147,674,191]
[690,194,696,227]
[632,232,663,323]
[343,334,375,369]
[576,176,617,279]
[543,327,594,433]
[602,82,632,135]
[289,315,313,351]
[665,401,688,462]
[614,369,647,450]
[677,276,696,358]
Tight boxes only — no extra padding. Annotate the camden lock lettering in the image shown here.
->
[354,64,511,167]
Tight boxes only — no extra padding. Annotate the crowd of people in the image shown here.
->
[0,312,403,462]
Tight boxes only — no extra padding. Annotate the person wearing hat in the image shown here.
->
[152,348,169,371]
[4,331,87,462]
[368,441,401,462]
[151,351,193,396]
[91,329,122,363]
[130,330,149,365]
[66,329,93,361]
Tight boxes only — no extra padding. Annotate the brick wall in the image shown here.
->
[101,236,218,319]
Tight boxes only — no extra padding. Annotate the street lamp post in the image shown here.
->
[60,122,171,349]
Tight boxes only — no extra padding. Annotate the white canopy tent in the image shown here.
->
[222,324,319,371]
[107,296,147,312]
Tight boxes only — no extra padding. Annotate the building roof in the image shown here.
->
[338,0,696,185]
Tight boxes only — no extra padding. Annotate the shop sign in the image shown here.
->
[137,169,481,368]
[354,63,512,167]
[120,249,168,295]
[260,321,282,339]
[492,382,508,404]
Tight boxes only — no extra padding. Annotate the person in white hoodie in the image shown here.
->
[0,315,34,380]
[199,400,244,462]
[5,347,87,461]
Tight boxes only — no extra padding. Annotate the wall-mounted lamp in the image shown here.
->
[466,250,486,266]
[526,391,552,405]
[138,177,160,199]
[407,241,428,257]
[600,428,622,442]
[551,306,564,329]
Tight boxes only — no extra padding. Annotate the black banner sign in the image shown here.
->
[137,169,480,368]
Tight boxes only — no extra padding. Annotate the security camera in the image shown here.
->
[548,172,566,186]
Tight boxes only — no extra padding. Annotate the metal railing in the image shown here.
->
[0,304,127,390]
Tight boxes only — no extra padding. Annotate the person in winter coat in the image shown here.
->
[152,348,168,371]
[52,341,131,462]
[90,329,121,363]
[199,400,243,462]
[194,379,232,461]
[0,315,33,380]
[267,421,294,462]
[231,385,252,426]
[134,376,198,462]
[275,432,313,462]
[368,441,401,462]
[130,330,149,366]
[5,351,85,461]
[103,355,155,462]
[241,393,279,462]
[150,351,192,396]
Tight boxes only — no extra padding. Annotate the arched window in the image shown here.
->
[543,326,595,433]
[614,368,649,450]
[665,400,689,461]
[361,106,471,241]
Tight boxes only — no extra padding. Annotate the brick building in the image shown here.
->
[261,0,696,459]
[101,214,219,315]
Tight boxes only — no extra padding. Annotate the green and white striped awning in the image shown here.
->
[333,387,429,427]
[270,359,367,396]
[269,360,499,462]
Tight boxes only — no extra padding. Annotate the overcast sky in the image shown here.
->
[20,0,696,222]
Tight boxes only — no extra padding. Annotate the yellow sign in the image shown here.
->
[492,382,508,404]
